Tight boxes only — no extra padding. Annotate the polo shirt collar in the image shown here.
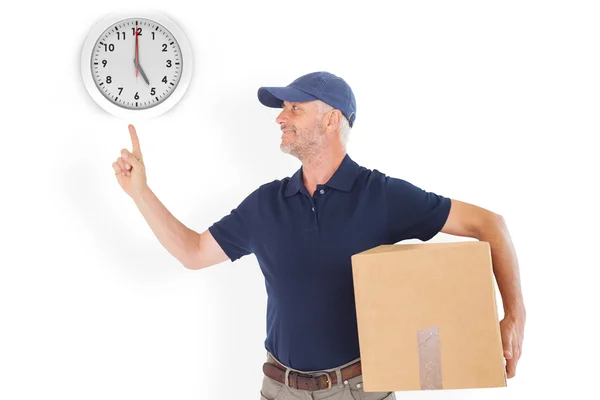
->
[284,153,360,197]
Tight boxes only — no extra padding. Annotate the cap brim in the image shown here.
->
[257,86,318,108]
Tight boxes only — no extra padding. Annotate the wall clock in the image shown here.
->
[80,12,193,120]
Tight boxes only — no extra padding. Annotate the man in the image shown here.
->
[112,71,525,400]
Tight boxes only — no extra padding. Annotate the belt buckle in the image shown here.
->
[312,371,333,391]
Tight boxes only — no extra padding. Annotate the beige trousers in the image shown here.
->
[260,352,396,400]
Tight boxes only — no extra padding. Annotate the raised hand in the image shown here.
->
[112,124,148,200]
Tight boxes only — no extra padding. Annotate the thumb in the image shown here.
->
[503,335,513,359]
[122,149,143,169]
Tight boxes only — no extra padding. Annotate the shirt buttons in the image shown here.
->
[319,189,325,194]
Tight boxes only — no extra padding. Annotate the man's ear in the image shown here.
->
[325,109,341,134]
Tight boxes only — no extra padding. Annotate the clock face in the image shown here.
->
[90,17,182,110]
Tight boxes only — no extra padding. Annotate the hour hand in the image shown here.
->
[133,58,150,86]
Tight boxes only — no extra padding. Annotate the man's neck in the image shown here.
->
[300,149,346,193]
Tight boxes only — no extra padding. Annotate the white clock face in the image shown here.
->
[90,18,182,110]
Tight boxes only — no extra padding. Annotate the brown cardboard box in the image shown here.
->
[351,241,507,391]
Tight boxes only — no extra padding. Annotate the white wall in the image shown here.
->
[1,1,598,399]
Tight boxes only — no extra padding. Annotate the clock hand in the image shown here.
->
[135,21,139,78]
[133,58,150,86]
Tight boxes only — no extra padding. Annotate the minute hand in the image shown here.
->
[133,58,150,86]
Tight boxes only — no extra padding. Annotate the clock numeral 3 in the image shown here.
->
[166,60,172,68]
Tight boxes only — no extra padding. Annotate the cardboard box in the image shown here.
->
[351,241,507,391]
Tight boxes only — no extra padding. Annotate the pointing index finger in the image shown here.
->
[128,124,141,157]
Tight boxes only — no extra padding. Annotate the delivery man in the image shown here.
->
[112,71,525,400]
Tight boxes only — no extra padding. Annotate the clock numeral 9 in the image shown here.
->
[102,60,107,67]
[134,92,139,100]
[131,27,142,36]
[166,60,172,68]
[106,76,112,84]
[103,43,115,52]
[117,32,126,40]
[150,88,156,96]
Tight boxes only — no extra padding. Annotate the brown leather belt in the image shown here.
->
[262,354,362,391]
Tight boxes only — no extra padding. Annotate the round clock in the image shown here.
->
[80,12,193,120]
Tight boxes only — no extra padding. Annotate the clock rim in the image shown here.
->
[80,11,193,121]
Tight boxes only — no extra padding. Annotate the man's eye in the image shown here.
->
[292,106,298,110]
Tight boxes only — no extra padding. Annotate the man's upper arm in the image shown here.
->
[191,187,260,269]
[385,176,452,242]
[190,229,230,270]
[440,199,499,239]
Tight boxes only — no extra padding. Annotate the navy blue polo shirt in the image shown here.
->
[208,153,451,371]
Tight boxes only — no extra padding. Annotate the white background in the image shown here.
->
[1,1,598,399]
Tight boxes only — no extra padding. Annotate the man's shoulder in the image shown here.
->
[256,177,288,190]
[247,177,291,198]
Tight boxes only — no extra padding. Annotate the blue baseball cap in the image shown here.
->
[257,71,356,127]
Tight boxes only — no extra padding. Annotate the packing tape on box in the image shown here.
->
[417,327,442,390]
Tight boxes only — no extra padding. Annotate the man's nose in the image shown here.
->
[276,108,288,125]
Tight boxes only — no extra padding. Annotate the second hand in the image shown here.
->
[135,21,139,78]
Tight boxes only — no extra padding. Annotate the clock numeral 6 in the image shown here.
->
[106,76,112,84]
[134,92,140,100]
[150,88,156,96]
[103,43,115,52]
[132,27,142,36]
[166,60,172,68]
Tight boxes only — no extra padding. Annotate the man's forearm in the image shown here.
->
[479,215,526,320]
[132,186,199,269]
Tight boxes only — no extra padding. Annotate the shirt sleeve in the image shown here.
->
[385,176,452,243]
[208,188,259,262]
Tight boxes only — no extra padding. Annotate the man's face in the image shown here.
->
[276,100,326,159]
